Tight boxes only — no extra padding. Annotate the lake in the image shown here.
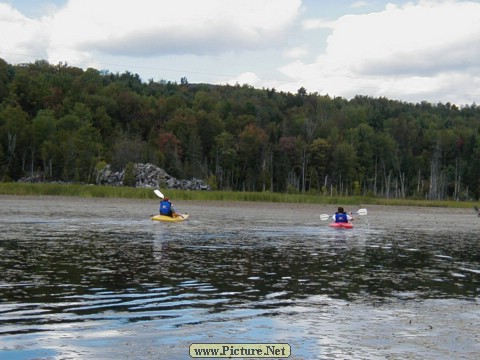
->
[0,195,478,359]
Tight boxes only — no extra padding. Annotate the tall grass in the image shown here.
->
[0,183,154,199]
[0,182,476,208]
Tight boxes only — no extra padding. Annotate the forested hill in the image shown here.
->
[0,58,479,200]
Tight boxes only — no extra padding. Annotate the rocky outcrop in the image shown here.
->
[96,163,211,190]
[18,173,49,183]
[18,163,211,191]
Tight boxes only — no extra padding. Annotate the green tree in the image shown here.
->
[157,131,183,177]
[213,131,237,190]
[196,110,224,162]
[0,58,13,102]
[237,124,267,191]
[347,123,375,194]
[308,138,331,192]
[278,136,305,192]
[32,109,57,177]
[0,105,30,178]
[373,132,397,197]
[332,142,357,195]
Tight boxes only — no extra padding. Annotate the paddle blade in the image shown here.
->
[356,208,368,216]
[320,214,330,221]
[154,189,164,199]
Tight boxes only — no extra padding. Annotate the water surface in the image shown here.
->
[0,196,479,359]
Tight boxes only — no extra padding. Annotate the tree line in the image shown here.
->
[0,58,479,200]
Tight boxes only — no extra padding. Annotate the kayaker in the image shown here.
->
[159,197,177,217]
[332,207,353,223]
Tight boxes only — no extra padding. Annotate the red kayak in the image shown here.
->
[329,222,353,229]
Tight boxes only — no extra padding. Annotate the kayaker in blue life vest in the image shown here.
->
[159,197,177,217]
[332,207,353,223]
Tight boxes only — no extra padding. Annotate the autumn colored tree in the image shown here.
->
[0,58,479,200]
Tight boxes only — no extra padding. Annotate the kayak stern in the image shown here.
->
[329,222,353,229]
[151,214,189,222]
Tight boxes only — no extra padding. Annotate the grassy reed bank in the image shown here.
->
[0,182,476,208]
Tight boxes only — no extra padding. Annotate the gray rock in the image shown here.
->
[96,163,211,191]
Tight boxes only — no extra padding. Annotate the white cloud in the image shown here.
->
[1,0,302,64]
[1,0,479,104]
[0,4,49,61]
[48,0,302,60]
[302,18,334,30]
[284,45,309,59]
[225,72,262,87]
[279,0,480,104]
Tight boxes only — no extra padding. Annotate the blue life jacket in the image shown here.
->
[160,200,172,216]
[335,212,348,223]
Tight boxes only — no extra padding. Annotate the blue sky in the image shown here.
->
[1,0,480,105]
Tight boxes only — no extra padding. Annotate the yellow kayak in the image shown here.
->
[151,214,189,222]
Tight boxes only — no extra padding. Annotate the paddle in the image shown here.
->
[320,208,368,221]
[351,208,368,216]
[153,189,185,219]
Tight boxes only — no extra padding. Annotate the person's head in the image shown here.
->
[337,207,344,213]
[164,197,169,201]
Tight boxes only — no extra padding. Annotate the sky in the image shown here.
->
[1,0,479,105]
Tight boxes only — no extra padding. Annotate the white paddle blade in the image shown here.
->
[154,189,164,199]
[356,208,368,216]
[320,214,330,221]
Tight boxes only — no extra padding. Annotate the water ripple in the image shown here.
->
[1,199,479,359]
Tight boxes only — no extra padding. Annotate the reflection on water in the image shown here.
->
[0,197,479,359]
